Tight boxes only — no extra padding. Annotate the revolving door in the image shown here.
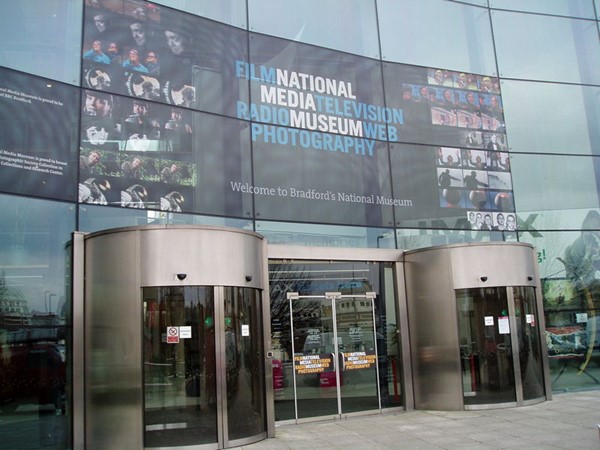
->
[404,242,552,410]
[456,286,546,407]
[143,285,265,448]
[75,226,273,449]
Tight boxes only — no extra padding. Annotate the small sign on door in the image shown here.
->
[180,326,192,339]
[241,324,250,337]
[498,316,510,334]
[167,326,180,343]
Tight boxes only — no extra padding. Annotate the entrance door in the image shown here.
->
[288,292,380,421]
[456,286,545,408]
[142,286,266,449]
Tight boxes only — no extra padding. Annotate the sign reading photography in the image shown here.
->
[76,1,516,230]
[0,68,78,201]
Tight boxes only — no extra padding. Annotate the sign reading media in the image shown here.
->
[236,60,403,156]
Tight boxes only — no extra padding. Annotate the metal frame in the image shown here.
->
[71,232,85,450]
[270,245,411,418]
[214,286,227,450]
[506,287,524,405]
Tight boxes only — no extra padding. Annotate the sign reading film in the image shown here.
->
[294,354,333,375]
[342,351,377,371]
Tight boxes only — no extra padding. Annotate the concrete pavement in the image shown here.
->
[238,391,600,449]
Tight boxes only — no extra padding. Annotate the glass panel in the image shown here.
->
[223,287,266,441]
[0,68,79,201]
[79,204,253,232]
[383,63,507,150]
[525,228,600,392]
[456,287,517,405]
[490,0,596,19]
[379,265,403,407]
[256,221,396,248]
[459,0,488,6]
[493,12,600,84]
[151,0,247,28]
[397,227,517,250]
[336,297,379,413]
[0,195,75,449]
[246,34,393,228]
[391,144,515,231]
[511,154,600,219]
[81,1,249,118]
[291,297,338,419]
[143,286,218,447]
[501,80,600,155]
[513,286,545,400]
[378,0,497,75]
[248,0,380,58]
[0,0,83,85]
[78,92,253,218]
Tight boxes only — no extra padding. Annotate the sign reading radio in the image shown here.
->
[294,354,333,374]
[342,351,377,370]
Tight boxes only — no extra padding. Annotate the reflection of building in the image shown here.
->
[1,1,600,448]
[0,285,31,326]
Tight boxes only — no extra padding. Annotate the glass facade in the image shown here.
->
[1,0,600,447]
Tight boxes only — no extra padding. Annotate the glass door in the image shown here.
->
[457,287,516,405]
[142,286,266,449]
[288,292,380,421]
[513,286,545,402]
[456,286,546,408]
[336,295,380,414]
[289,294,338,419]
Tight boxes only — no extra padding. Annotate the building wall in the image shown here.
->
[0,0,599,448]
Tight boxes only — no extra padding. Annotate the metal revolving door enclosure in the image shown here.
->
[404,242,552,411]
[76,225,273,449]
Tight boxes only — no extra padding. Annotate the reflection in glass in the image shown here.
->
[0,0,83,84]
[490,0,596,19]
[0,195,75,449]
[143,286,218,447]
[380,265,403,408]
[513,287,545,400]
[456,288,517,405]
[151,0,248,28]
[539,225,600,392]
[223,287,266,441]
[269,260,401,421]
[248,0,379,58]
[79,205,253,233]
[510,154,600,218]
[378,0,496,75]
[493,11,600,84]
[336,297,380,413]
[290,297,339,419]
[501,80,600,155]
[257,221,396,249]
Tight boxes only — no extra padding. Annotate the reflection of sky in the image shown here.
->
[378,0,496,74]
[0,196,75,316]
[502,81,597,154]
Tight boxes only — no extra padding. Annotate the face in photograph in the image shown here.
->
[164,30,187,55]
[130,22,146,47]
[86,125,109,146]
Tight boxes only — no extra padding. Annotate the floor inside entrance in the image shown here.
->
[145,406,217,447]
